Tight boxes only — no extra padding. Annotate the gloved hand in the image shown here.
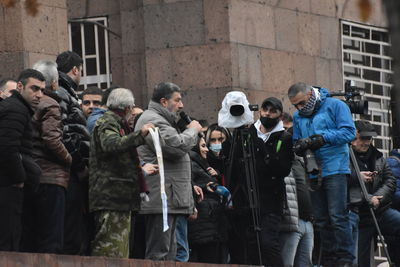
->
[309,134,325,151]
[293,138,312,157]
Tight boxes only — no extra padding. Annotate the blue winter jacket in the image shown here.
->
[386,149,400,210]
[87,107,107,134]
[292,88,356,178]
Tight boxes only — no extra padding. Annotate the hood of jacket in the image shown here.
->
[148,100,178,126]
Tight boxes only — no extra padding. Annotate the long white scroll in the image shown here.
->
[149,127,169,232]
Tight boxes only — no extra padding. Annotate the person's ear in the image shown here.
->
[160,98,167,107]
[16,81,23,92]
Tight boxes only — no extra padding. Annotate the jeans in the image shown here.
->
[348,211,359,266]
[280,219,314,267]
[175,215,189,262]
[358,208,400,267]
[310,174,355,264]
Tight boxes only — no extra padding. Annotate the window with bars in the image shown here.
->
[341,20,393,156]
[68,17,111,91]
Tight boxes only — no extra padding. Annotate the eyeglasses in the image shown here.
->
[82,100,101,106]
[360,136,372,141]
[292,100,307,109]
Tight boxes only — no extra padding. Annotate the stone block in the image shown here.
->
[143,1,205,49]
[66,0,86,18]
[38,0,66,8]
[204,0,230,44]
[229,0,275,49]
[25,52,56,68]
[231,44,262,91]
[261,49,294,93]
[110,56,124,86]
[122,53,146,105]
[3,3,24,52]
[145,48,174,95]
[55,7,69,53]
[119,0,142,11]
[171,43,232,90]
[315,57,331,88]
[310,0,336,17]
[108,13,123,58]
[121,9,145,55]
[275,8,299,53]
[293,54,316,85]
[298,13,320,57]
[0,52,25,79]
[330,59,343,91]
[278,0,310,12]
[319,16,340,59]
[21,5,59,55]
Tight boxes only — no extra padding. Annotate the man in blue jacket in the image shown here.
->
[288,82,356,267]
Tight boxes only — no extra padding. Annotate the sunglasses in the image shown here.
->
[82,100,101,106]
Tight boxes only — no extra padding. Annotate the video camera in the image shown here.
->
[330,80,369,115]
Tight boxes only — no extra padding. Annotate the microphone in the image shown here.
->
[179,111,192,124]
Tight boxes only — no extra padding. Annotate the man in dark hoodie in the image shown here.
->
[0,69,45,251]
[56,50,90,255]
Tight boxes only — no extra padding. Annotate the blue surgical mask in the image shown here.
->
[209,143,222,153]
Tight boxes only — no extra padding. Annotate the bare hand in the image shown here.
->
[188,208,198,221]
[360,171,374,183]
[187,120,202,132]
[140,123,155,137]
[371,195,383,209]
[142,163,159,176]
[193,185,204,202]
[207,167,218,177]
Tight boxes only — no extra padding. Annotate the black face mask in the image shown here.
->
[260,116,279,129]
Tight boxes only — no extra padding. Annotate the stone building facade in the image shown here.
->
[0,0,388,123]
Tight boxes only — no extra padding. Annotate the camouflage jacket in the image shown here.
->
[89,110,145,212]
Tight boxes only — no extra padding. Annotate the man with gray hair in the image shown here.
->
[288,82,356,266]
[20,60,72,253]
[89,88,154,258]
[135,82,202,261]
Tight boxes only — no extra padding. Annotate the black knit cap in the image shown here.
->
[261,97,283,112]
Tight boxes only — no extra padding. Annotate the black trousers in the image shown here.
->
[0,186,23,251]
[20,184,66,253]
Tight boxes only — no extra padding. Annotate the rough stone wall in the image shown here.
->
[0,0,68,79]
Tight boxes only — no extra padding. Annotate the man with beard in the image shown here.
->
[288,82,356,266]
[135,82,202,260]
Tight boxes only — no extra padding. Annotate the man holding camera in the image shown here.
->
[350,120,399,267]
[288,82,356,266]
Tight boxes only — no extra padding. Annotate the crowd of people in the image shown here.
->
[1,50,400,267]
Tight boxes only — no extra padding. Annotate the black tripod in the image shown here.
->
[349,146,393,266]
[225,127,262,265]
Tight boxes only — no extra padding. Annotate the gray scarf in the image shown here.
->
[299,88,320,117]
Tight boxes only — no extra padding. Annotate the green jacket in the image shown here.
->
[89,110,145,212]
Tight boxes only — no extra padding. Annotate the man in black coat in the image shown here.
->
[350,120,400,266]
[0,69,45,251]
[56,51,91,255]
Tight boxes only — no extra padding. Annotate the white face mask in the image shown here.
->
[209,143,222,153]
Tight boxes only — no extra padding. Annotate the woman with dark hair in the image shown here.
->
[188,135,229,263]
[204,123,231,183]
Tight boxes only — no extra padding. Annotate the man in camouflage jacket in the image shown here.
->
[89,88,153,258]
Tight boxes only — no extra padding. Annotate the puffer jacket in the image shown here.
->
[280,174,299,233]
[89,110,145,212]
[31,89,72,189]
[56,72,90,173]
[188,151,228,244]
[349,145,396,226]
[292,87,356,178]
[135,100,198,215]
[386,149,400,210]
[0,90,41,187]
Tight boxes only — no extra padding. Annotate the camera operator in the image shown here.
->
[350,120,400,267]
[288,82,356,267]
[248,97,294,265]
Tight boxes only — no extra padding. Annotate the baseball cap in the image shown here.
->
[261,97,283,112]
[355,120,378,137]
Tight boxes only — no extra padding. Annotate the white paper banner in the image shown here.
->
[149,127,169,232]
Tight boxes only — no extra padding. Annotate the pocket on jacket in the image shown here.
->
[171,181,191,208]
